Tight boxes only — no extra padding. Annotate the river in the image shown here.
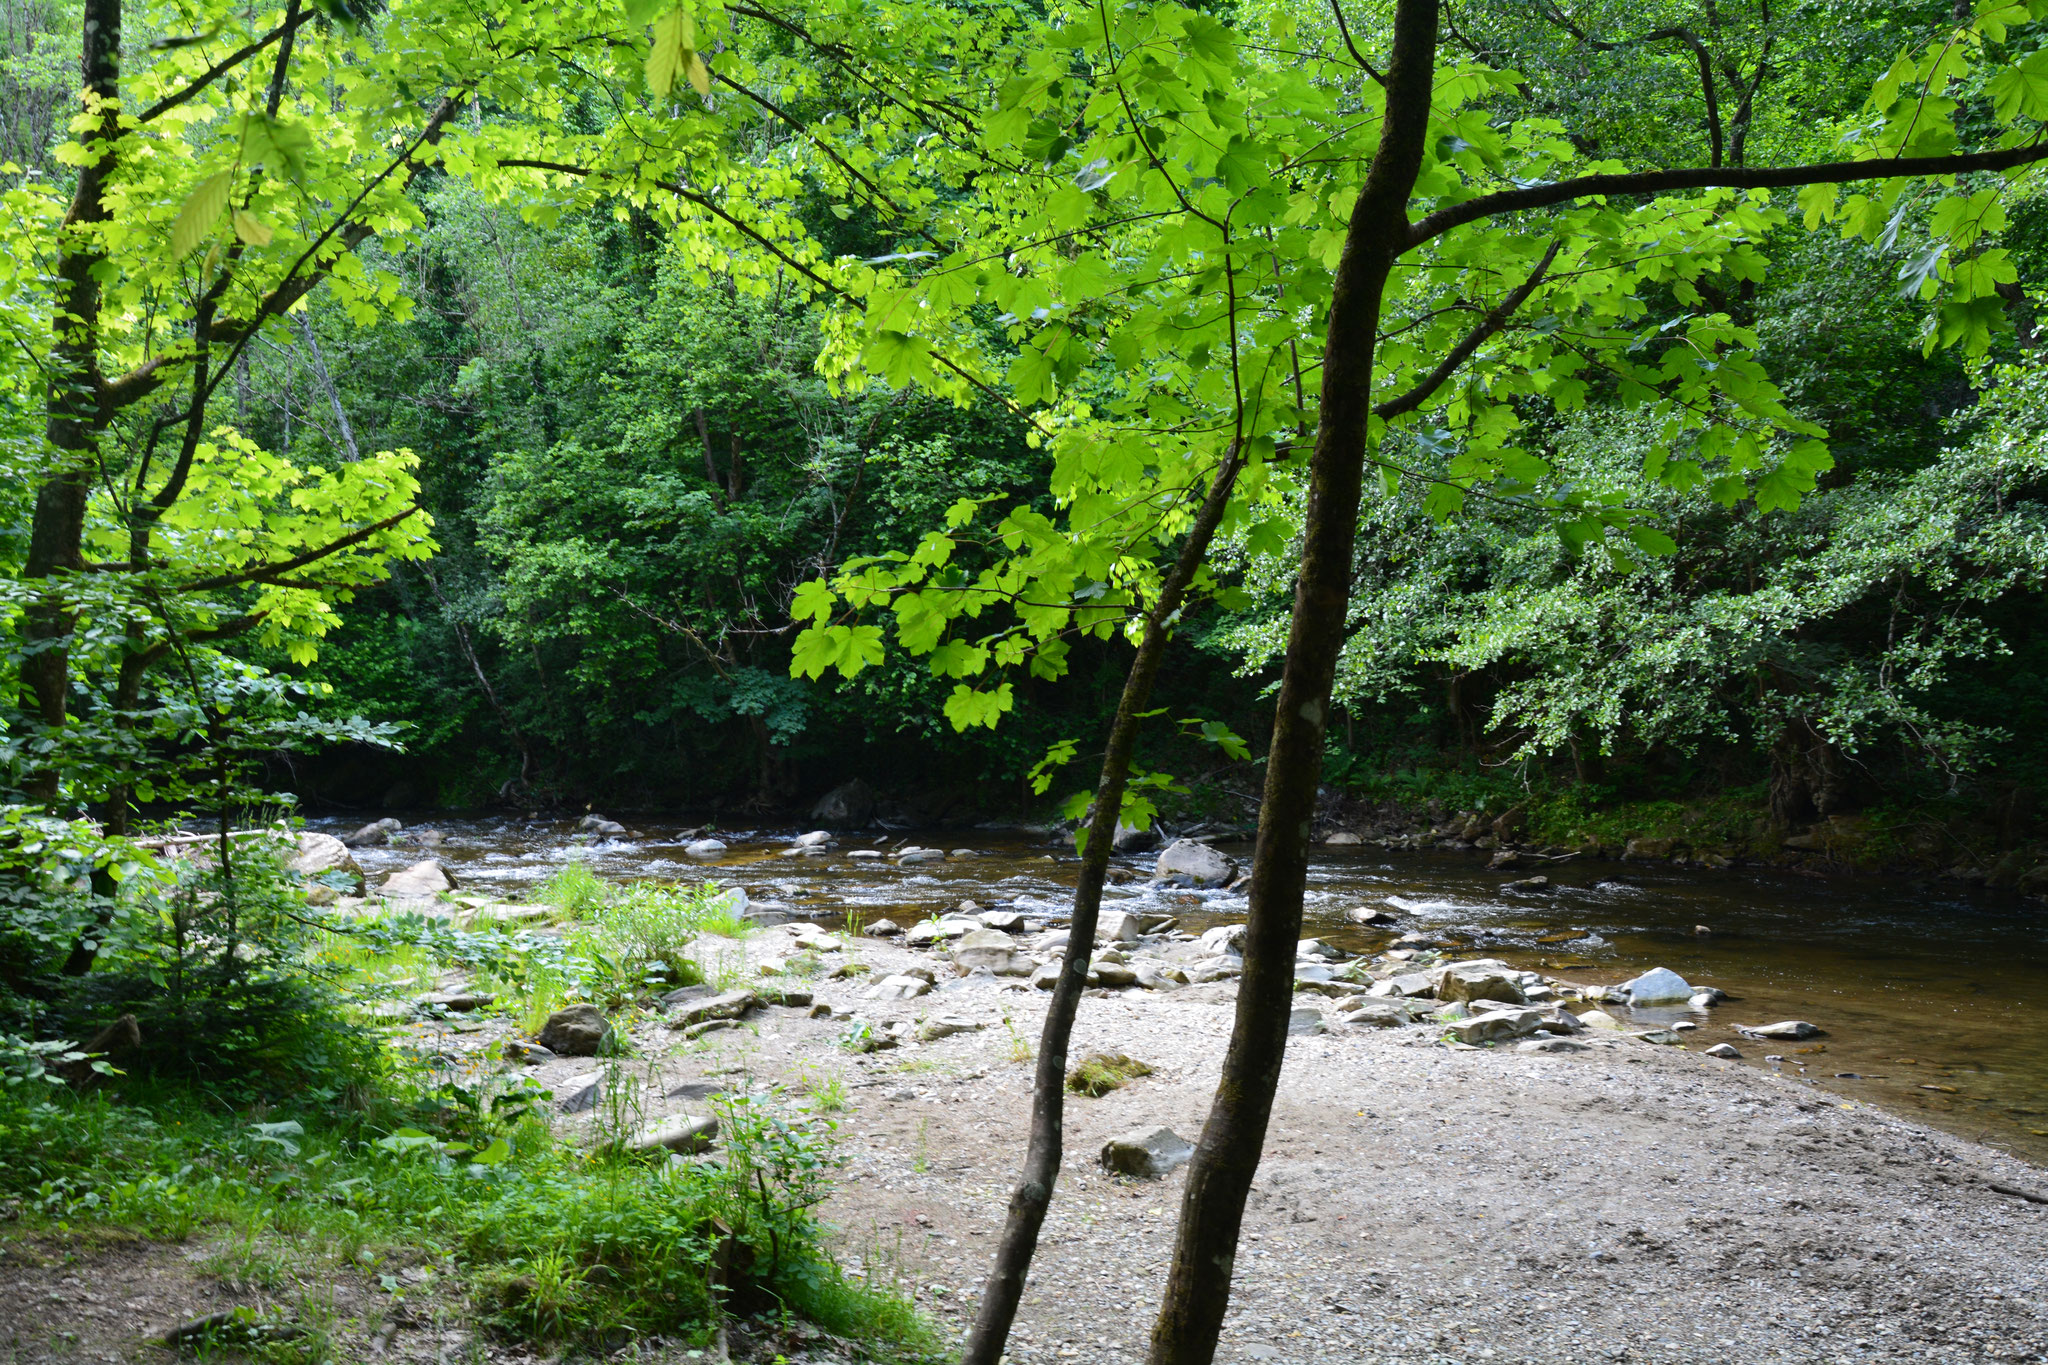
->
[319,815,2048,1167]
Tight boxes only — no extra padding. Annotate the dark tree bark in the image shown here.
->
[1144,3,1441,1361]
[959,441,1244,1365]
[20,0,121,795]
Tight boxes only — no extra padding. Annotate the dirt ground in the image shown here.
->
[6,922,2046,1365]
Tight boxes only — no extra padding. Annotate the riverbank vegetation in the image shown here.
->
[1,835,932,1357]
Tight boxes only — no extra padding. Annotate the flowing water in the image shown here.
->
[320,815,2048,1167]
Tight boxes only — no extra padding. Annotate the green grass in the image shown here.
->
[0,1072,936,1357]
[533,860,610,917]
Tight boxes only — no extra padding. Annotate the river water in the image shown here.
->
[319,816,2048,1167]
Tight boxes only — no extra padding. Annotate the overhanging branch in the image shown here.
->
[1407,140,2048,247]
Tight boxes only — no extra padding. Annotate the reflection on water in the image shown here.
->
[320,815,2048,1167]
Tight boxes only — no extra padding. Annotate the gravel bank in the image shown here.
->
[516,923,2048,1365]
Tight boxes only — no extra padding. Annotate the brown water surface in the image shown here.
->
[323,816,2048,1166]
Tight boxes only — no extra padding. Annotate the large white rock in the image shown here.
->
[1095,910,1145,943]
[1154,839,1237,886]
[381,859,455,898]
[1617,967,1694,1005]
[288,832,364,894]
[1198,923,1247,955]
[684,838,728,858]
[951,928,1032,976]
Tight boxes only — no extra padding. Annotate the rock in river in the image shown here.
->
[684,838,728,858]
[1736,1020,1824,1040]
[342,817,401,848]
[1616,966,1694,1005]
[1154,838,1237,886]
[1100,1126,1195,1178]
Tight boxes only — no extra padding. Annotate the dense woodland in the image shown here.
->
[2,0,2047,1359]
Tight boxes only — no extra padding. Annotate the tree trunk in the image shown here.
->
[1145,4,1439,1363]
[959,443,1244,1365]
[20,0,121,798]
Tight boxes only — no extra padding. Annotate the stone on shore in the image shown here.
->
[668,990,757,1028]
[381,859,456,898]
[862,918,902,937]
[1704,1043,1743,1058]
[951,928,1032,976]
[868,974,932,1001]
[1198,923,1247,955]
[1517,1037,1590,1053]
[915,1015,986,1042]
[626,1114,719,1155]
[1100,1126,1194,1178]
[537,1004,612,1056]
[1096,910,1145,943]
[1434,961,1527,1005]
[288,832,365,894]
[1447,1008,1547,1044]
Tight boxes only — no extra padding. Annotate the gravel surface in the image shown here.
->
[7,914,2044,1365]
[542,923,2048,1365]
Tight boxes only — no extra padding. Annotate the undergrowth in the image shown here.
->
[0,1070,938,1358]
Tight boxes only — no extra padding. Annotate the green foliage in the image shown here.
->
[533,860,610,918]
[0,1073,928,1354]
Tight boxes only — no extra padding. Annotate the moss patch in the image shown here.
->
[1065,1052,1153,1097]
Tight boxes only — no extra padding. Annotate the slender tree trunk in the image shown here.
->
[959,443,1244,1365]
[20,0,120,798]
[296,311,361,460]
[1145,5,1439,1363]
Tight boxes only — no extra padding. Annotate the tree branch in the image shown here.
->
[134,10,316,125]
[177,505,422,593]
[1372,239,1561,420]
[1327,0,1384,84]
[1407,141,2048,247]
